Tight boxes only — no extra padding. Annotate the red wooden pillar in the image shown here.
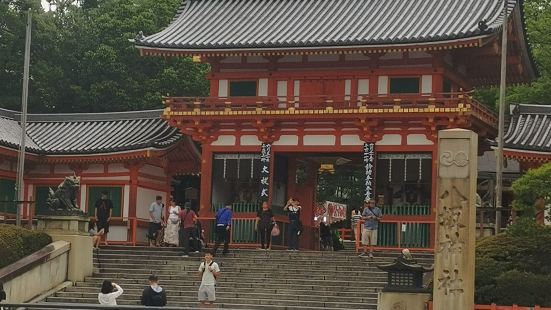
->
[127,163,141,245]
[200,144,213,215]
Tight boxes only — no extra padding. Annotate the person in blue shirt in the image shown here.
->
[359,200,383,259]
[213,204,232,256]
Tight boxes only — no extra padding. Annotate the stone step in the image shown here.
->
[78,278,385,291]
[46,296,376,309]
[54,290,376,303]
[65,285,379,298]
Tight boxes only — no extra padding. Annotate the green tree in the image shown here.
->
[0,0,209,113]
[511,162,551,217]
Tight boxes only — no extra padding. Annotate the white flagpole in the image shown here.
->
[495,0,508,234]
[15,9,32,226]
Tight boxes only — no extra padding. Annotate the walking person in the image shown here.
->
[141,274,167,307]
[94,191,113,246]
[164,198,181,247]
[179,202,197,257]
[359,200,383,259]
[284,197,302,251]
[255,201,274,250]
[148,196,165,247]
[197,252,220,308]
[98,280,123,305]
[213,204,232,256]
[350,206,362,241]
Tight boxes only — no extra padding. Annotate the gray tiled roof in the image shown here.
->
[136,0,516,50]
[0,108,182,155]
[502,104,551,153]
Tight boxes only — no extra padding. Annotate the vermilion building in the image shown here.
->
[133,0,536,249]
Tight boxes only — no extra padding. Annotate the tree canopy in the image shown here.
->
[0,0,209,113]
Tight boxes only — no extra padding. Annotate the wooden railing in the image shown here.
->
[428,302,551,310]
[354,218,435,252]
[164,92,496,124]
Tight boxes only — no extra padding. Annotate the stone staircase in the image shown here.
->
[45,246,434,309]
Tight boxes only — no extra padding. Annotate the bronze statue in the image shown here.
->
[45,175,85,216]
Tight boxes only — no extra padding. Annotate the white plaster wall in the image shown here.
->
[421,75,433,94]
[123,185,130,218]
[303,135,336,146]
[218,79,228,97]
[358,79,369,96]
[54,164,73,175]
[294,80,300,102]
[378,76,388,95]
[376,134,402,145]
[277,81,287,99]
[247,56,268,63]
[308,54,339,62]
[136,227,149,243]
[137,187,166,219]
[280,55,302,62]
[4,241,69,303]
[108,163,128,173]
[345,79,351,100]
[212,135,237,146]
[341,134,364,146]
[107,226,128,242]
[258,78,268,96]
[141,165,166,178]
[80,184,87,212]
[240,135,262,146]
[407,134,434,145]
[273,135,299,146]
[85,164,104,173]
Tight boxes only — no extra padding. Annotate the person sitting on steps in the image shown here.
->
[141,274,167,307]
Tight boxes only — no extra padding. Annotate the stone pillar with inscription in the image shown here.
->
[433,129,477,310]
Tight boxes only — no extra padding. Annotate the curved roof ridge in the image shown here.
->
[26,109,164,122]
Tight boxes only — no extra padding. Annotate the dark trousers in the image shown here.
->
[259,224,274,248]
[182,227,193,255]
[213,225,230,254]
[289,221,300,250]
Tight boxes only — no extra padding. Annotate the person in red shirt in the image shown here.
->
[179,202,197,257]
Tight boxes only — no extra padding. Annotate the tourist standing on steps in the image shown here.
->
[284,198,302,251]
[350,206,362,241]
[141,274,167,307]
[359,200,383,259]
[94,191,113,246]
[179,202,197,257]
[164,197,181,247]
[98,280,123,305]
[148,196,165,247]
[255,201,275,250]
[198,252,220,308]
[213,204,232,256]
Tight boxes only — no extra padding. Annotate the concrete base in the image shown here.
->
[377,292,431,310]
[37,216,92,283]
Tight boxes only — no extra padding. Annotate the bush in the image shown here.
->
[0,224,52,269]
[475,222,551,306]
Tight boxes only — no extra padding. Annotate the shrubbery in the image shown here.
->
[475,220,551,306]
[0,224,52,269]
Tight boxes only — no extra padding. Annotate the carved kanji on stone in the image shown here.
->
[437,269,464,296]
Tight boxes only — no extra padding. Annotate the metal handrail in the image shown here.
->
[0,303,204,309]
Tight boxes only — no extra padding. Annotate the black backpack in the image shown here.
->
[149,288,165,306]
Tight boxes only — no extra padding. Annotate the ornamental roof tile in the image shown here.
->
[0,108,182,155]
[500,104,551,153]
[135,0,516,50]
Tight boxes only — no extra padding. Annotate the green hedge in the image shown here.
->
[0,224,52,269]
[475,221,551,306]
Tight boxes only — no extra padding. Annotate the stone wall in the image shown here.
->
[0,241,70,303]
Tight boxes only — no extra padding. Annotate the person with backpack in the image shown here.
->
[179,202,197,257]
[197,252,220,308]
[213,204,232,256]
[141,274,167,307]
[255,201,275,250]
[98,280,123,305]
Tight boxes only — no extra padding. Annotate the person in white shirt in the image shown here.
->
[98,280,123,305]
[197,252,220,308]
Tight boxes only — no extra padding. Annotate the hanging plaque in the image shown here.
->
[363,142,376,201]
[259,143,271,202]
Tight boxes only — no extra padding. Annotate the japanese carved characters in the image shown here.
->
[363,142,375,201]
[259,143,271,201]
